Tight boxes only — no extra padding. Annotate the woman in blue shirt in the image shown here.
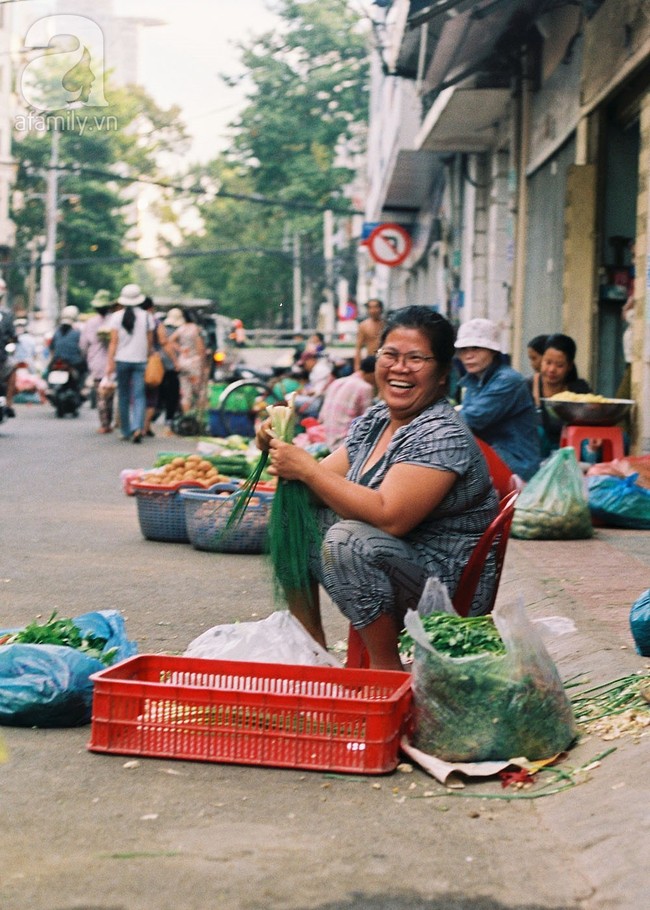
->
[455,318,540,481]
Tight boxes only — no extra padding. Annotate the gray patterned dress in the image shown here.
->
[315,398,499,625]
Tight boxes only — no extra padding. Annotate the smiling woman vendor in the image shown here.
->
[256,306,498,670]
[455,318,540,482]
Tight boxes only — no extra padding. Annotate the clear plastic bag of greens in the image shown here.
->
[406,593,578,762]
[511,446,593,540]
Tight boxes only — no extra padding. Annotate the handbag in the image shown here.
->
[144,351,164,387]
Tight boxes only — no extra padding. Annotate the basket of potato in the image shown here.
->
[180,482,274,554]
[137,455,232,488]
[131,456,237,543]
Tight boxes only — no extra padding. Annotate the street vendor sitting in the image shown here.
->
[454,318,541,482]
[528,333,592,456]
[257,306,498,669]
[293,345,334,418]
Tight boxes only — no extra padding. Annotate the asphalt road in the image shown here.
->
[0,401,648,910]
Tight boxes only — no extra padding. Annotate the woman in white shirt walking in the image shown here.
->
[105,284,154,443]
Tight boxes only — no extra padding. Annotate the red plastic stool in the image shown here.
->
[559,424,625,462]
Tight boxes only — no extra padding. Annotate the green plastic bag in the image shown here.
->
[511,447,593,540]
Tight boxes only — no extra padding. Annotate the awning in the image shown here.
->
[394,0,549,91]
[380,149,442,215]
[416,85,511,152]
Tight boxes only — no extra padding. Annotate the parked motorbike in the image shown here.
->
[0,341,17,424]
[46,359,85,418]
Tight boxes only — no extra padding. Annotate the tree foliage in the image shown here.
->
[10,82,189,312]
[170,0,369,327]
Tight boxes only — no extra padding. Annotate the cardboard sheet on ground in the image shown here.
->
[400,736,526,787]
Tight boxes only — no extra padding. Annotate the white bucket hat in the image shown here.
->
[455,318,501,352]
[164,307,185,328]
[117,283,146,306]
[60,305,79,325]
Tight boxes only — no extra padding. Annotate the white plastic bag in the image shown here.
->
[184,610,341,667]
[406,594,578,762]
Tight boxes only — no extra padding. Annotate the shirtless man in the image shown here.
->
[353,298,385,371]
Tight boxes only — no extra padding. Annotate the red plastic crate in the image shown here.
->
[88,654,412,775]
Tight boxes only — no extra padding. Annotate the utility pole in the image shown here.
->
[323,209,336,341]
[292,232,302,333]
[26,237,41,315]
[40,125,60,325]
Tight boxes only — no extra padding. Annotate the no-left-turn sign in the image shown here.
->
[367,222,412,267]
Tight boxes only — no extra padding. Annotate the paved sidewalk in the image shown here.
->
[1,404,648,910]
[496,530,649,910]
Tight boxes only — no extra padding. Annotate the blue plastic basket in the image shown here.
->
[132,480,204,543]
[208,410,256,438]
[180,482,273,554]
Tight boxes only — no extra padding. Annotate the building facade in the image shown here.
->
[0,2,16,281]
[363,0,650,452]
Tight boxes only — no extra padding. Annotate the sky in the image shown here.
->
[117,0,280,162]
[13,0,281,162]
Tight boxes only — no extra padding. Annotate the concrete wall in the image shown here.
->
[633,92,650,452]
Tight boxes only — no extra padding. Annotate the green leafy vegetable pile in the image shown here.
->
[0,612,118,666]
[399,612,506,660]
[408,607,577,762]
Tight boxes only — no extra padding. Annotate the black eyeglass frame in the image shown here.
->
[376,348,436,371]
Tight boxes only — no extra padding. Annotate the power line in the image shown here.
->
[51,162,364,217]
[3,244,292,270]
[3,239,348,271]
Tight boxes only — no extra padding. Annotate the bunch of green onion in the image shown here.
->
[225,395,323,607]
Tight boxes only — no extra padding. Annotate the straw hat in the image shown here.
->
[117,283,145,306]
[90,289,113,309]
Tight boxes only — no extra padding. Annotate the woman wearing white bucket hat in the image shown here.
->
[105,284,154,443]
[454,318,540,482]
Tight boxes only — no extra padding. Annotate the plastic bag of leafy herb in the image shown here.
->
[405,595,578,762]
[399,578,506,663]
[0,610,137,727]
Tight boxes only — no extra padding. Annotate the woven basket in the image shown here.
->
[180,482,273,554]
[132,479,208,543]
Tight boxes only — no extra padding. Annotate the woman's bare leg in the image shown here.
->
[358,613,404,670]
[285,580,326,648]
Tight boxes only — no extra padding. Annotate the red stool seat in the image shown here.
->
[559,424,625,462]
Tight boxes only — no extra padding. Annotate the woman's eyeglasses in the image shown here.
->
[376,348,435,371]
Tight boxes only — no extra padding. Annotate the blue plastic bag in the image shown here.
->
[587,473,650,529]
[0,610,137,727]
[630,590,650,657]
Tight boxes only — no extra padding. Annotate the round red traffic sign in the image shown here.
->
[367,222,412,267]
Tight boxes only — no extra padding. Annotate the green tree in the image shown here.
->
[10,82,189,311]
[170,0,369,327]
[167,158,292,325]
